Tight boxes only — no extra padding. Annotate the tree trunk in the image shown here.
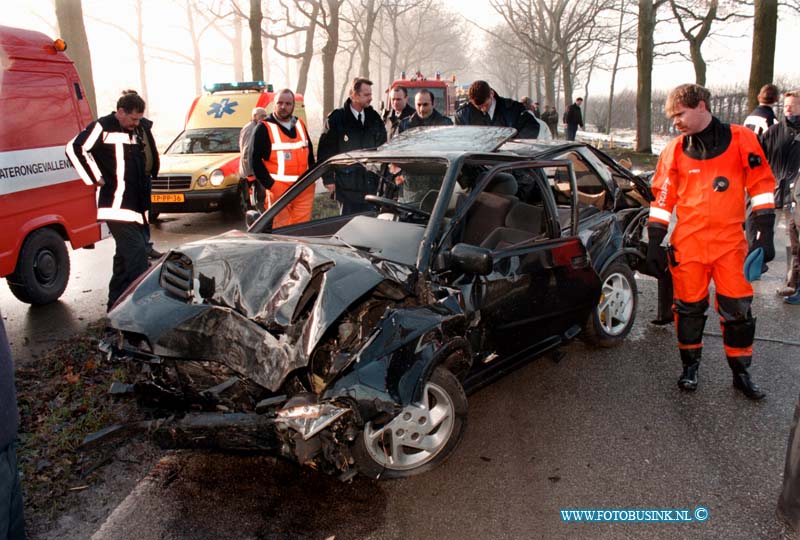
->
[359,0,378,78]
[636,0,656,153]
[295,2,319,95]
[321,0,340,115]
[135,0,148,104]
[747,0,777,111]
[249,0,263,80]
[55,0,97,117]
[690,41,706,86]
[233,13,244,81]
[187,3,203,95]
[606,0,625,134]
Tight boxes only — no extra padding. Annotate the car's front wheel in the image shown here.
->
[352,366,467,479]
[583,261,638,347]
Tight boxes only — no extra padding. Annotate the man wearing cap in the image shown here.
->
[646,83,775,400]
[239,106,268,211]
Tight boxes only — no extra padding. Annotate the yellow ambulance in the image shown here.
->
[152,82,305,220]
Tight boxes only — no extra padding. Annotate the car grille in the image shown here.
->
[153,175,192,190]
[160,252,194,301]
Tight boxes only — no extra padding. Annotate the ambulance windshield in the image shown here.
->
[167,128,240,154]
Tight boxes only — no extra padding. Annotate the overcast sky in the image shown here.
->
[6,0,799,142]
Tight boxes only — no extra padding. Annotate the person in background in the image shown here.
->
[542,104,559,138]
[398,90,453,133]
[455,80,540,138]
[317,77,387,214]
[250,89,315,227]
[383,86,415,139]
[646,83,775,400]
[564,97,584,141]
[744,83,779,137]
[239,106,268,212]
[67,91,151,311]
[0,311,26,540]
[760,90,800,303]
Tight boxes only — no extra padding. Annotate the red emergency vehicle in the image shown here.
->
[385,72,456,117]
[0,26,100,304]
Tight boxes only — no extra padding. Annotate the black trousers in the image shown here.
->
[107,220,148,310]
[0,442,26,540]
[566,124,578,141]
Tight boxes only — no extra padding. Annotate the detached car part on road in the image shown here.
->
[97,127,653,479]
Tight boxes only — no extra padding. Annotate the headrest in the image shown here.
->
[487,172,518,196]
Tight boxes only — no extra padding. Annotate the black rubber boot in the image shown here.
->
[727,356,766,400]
[678,349,701,391]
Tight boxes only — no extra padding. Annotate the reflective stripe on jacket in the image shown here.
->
[649,124,775,263]
[262,118,310,183]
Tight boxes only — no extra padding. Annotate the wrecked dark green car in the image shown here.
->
[99,127,652,479]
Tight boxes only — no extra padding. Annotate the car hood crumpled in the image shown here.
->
[109,231,415,391]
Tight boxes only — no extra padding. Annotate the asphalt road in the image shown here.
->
[5,210,800,540]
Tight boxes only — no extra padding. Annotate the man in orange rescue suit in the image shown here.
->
[250,88,315,227]
[646,84,776,400]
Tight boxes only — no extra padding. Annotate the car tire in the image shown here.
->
[225,180,250,219]
[7,228,70,305]
[352,366,467,479]
[583,261,637,347]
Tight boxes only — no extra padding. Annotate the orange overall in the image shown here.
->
[649,124,775,359]
[262,118,314,228]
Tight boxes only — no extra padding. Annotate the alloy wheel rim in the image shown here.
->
[363,381,455,471]
[597,272,634,336]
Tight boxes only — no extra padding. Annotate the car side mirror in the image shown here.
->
[245,210,260,228]
[450,243,493,276]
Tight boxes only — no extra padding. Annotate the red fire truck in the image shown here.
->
[385,71,456,117]
[0,25,100,304]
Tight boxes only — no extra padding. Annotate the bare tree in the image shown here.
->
[321,0,344,114]
[747,0,777,111]
[374,0,418,84]
[89,0,149,102]
[250,0,264,80]
[263,0,321,95]
[55,0,97,116]
[342,0,382,79]
[636,0,668,152]
[669,0,749,86]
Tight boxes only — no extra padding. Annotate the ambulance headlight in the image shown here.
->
[196,175,209,187]
[210,169,225,186]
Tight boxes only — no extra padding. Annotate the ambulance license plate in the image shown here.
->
[152,194,185,203]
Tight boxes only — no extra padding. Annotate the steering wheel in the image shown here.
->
[364,195,431,218]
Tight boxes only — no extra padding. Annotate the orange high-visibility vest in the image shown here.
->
[262,118,310,183]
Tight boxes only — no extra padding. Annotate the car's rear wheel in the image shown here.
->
[7,228,70,305]
[352,366,467,479]
[583,261,637,347]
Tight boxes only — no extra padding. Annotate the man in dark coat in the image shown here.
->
[744,83,779,137]
[317,77,388,214]
[454,80,540,139]
[0,312,26,540]
[398,89,453,133]
[67,90,152,310]
[564,97,584,141]
[760,90,800,302]
[383,86,415,139]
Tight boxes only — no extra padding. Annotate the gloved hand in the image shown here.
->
[646,226,669,279]
[751,213,776,263]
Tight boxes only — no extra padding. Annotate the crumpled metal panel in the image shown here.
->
[109,232,416,391]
